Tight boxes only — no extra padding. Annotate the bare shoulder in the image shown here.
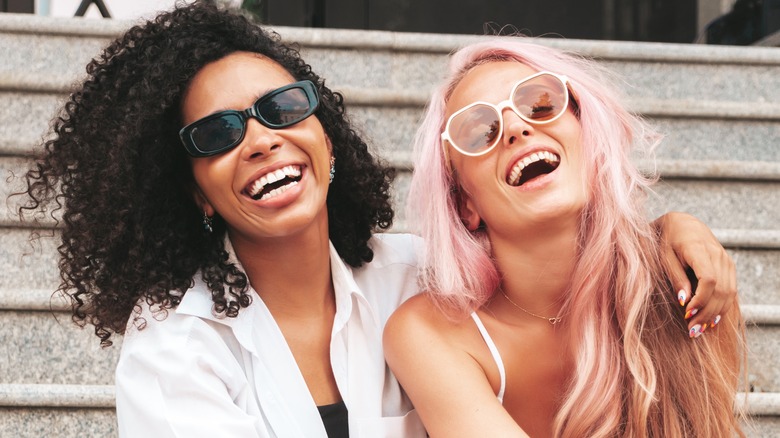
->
[385,293,464,343]
[383,295,528,437]
[384,293,470,360]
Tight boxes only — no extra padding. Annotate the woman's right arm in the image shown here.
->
[383,294,529,438]
[115,316,263,437]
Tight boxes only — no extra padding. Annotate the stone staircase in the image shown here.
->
[1,12,779,437]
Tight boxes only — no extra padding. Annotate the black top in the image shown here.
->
[317,400,349,438]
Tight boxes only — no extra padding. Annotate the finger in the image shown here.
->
[688,305,725,338]
[692,250,736,331]
[688,301,726,335]
[701,254,736,333]
[663,247,692,307]
[686,270,732,336]
[685,272,715,320]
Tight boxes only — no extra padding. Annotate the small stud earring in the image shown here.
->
[329,156,336,184]
[202,212,213,233]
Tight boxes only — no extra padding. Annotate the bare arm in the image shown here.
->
[383,294,529,438]
[654,212,737,333]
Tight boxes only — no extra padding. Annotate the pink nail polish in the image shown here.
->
[689,324,703,338]
[684,308,698,320]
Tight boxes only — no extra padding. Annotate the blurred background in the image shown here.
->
[2,0,779,45]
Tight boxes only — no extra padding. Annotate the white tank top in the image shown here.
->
[470,312,506,404]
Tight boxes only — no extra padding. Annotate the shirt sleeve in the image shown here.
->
[115,313,264,437]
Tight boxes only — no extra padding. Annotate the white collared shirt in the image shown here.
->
[115,233,426,437]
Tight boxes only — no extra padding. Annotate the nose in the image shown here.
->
[501,106,534,146]
[239,118,283,161]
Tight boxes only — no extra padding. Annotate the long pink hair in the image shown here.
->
[408,38,745,437]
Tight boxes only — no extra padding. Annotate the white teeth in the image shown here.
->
[507,151,561,186]
[247,165,302,198]
[260,180,298,201]
[283,166,301,178]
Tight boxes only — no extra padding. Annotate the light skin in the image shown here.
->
[384,61,738,437]
[181,51,341,406]
[451,62,585,319]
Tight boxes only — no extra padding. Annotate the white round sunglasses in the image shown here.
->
[441,71,571,157]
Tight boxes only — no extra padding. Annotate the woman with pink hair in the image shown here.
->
[384,39,744,437]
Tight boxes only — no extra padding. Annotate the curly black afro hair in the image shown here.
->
[20,0,395,347]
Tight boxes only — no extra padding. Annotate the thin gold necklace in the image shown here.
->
[500,290,562,325]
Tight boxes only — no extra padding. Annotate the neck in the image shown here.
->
[228,223,334,318]
[488,218,579,318]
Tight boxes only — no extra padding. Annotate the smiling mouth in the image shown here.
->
[507,151,561,186]
[244,165,303,201]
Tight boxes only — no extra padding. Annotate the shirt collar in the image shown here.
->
[176,236,380,329]
[328,240,380,330]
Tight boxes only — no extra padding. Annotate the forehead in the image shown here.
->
[445,61,538,115]
[182,51,296,123]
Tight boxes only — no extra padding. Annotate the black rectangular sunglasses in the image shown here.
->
[179,80,320,157]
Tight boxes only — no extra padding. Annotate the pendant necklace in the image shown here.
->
[500,290,562,325]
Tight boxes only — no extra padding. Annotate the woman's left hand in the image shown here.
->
[654,212,737,338]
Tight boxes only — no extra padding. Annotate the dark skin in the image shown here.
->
[183,53,341,404]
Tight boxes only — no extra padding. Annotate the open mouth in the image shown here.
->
[244,164,303,201]
[507,151,560,187]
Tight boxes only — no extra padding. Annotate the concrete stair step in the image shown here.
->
[0,384,115,438]
[0,408,116,438]
[2,224,778,304]
[649,116,780,163]
[345,102,780,163]
[647,178,780,230]
[0,307,119,386]
[2,14,780,163]
[1,287,778,388]
[0,384,776,437]
[4,153,780,228]
[2,14,780,104]
[4,90,780,160]
[389,166,780,229]
[0,228,60,292]
[0,384,114,407]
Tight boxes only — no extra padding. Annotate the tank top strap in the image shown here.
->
[470,311,506,404]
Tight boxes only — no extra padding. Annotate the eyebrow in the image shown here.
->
[208,86,276,115]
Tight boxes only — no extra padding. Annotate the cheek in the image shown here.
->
[453,165,495,217]
[191,158,233,197]
[191,161,214,191]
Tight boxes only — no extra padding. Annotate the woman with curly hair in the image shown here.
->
[22,2,421,436]
[19,1,736,437]
[384,39,745,437]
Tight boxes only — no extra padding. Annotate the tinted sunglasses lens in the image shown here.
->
[449,105,501,154]
[513,74,567,122]
[189,113,244,154]
[258,86,314,127]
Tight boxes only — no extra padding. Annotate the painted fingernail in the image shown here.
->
[702,323,709,333]
[677,289,687,307]
[684,308,699,320]
[711,314,721,328]
[689,324,703,338]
